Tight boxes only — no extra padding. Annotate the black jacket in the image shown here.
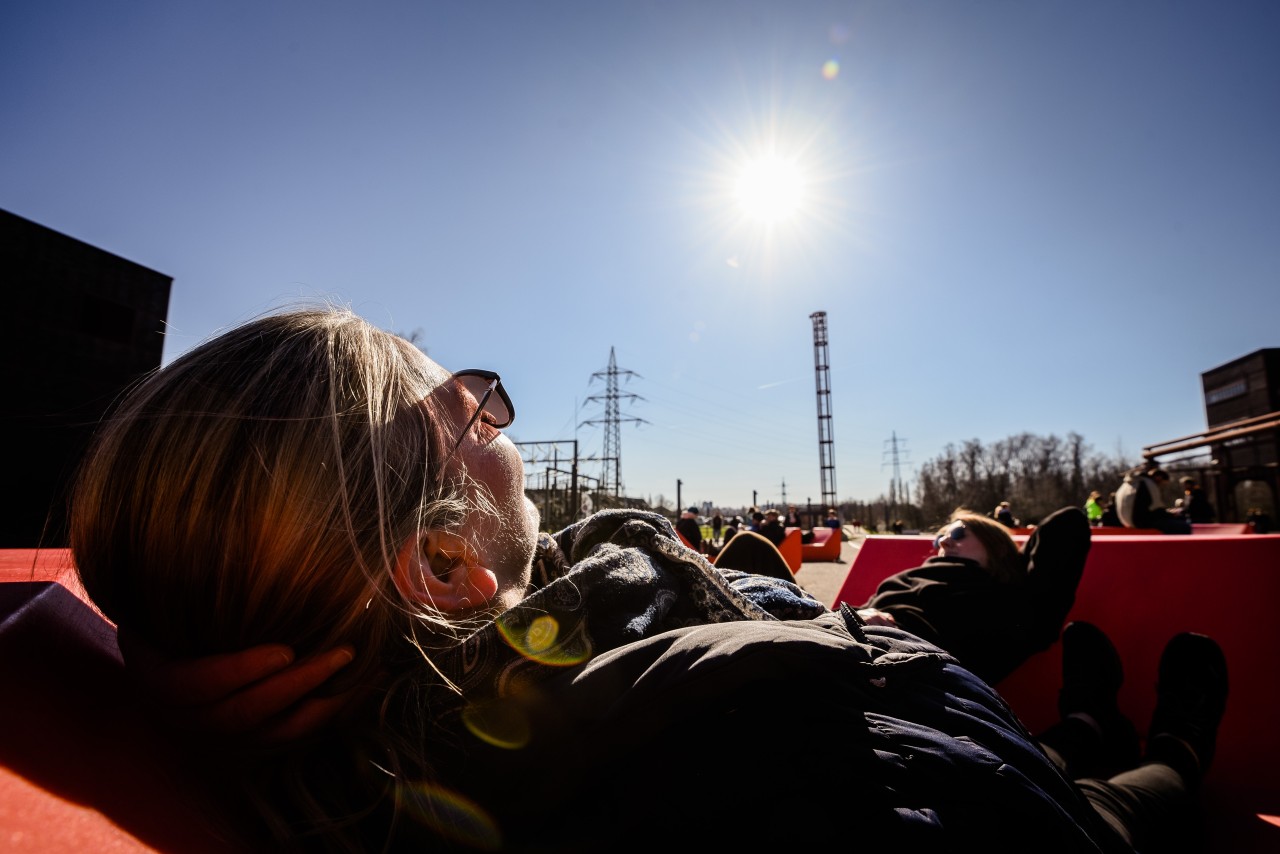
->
[393,508,1119,852]
[863,507,1091,686]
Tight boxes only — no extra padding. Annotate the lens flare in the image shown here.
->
[462,700,533,750]
[822,59,839,80]
[495,612,592,666]
[400,780,503,850]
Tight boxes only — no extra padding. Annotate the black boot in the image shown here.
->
[1145,632,1229,788]
[1049,621,1140,778]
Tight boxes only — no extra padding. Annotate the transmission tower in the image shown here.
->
[580,347,648,498]
[882,431,912,516]
[811,311,838,510]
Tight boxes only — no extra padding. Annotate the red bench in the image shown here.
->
[833,533,1280,852]
[800,526,843,562]
[1,550,245,852]
[1191,523,1252,535]
[776,528,802,574]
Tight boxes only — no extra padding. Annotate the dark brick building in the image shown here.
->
[1145,348,1280,524]
[1,209,171,546]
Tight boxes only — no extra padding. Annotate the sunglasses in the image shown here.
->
[439,369,515,469]
[932,523,968,550]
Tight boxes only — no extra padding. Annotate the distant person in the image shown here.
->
[675,507,704,551]
[1246,507,1272,534]
[1085,491,1104,526]
[711,511,724,544]
[994,501,1017,528]
[1115,466,1190,534]
[824,508,841,529]
[891,519,905,535]
[1178,478,1215,524]
[748,510,766,533]
[1099,492,1123,527]
[783,505,802,528]
[758,508,787,547]
[722,514,743,543]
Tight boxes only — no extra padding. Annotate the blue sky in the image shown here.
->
[4,1,1278,512]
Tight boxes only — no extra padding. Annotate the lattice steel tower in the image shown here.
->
[581,347,647,498]
[811,311,838,510]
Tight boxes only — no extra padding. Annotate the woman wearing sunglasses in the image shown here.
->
[857,508,1086,686]
[69,307,1224,853]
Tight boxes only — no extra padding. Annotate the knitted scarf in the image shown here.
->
[429,509,827,715]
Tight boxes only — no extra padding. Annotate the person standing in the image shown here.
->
[1085,491,1104,526]
[758,508,787,547]
[1178,478,1215,524]
[711,511,724,544]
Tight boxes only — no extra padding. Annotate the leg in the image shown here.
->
[1074,763,1192,851]
[1071,631,1228,851]
[1037,622,1138,779]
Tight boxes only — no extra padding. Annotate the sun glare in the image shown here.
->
[735,154,806,224]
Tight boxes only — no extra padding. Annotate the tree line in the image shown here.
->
[840,432,1131,532]
[912,431,1128,528]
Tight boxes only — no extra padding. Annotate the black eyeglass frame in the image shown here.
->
[439,369,514,468]
[932,522,968,550]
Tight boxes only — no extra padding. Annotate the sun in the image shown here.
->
[734,154,806,224]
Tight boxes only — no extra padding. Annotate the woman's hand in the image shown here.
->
[117,628,356,745]
[856,607,898,628]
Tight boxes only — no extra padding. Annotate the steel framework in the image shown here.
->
[581,347,647,498]
[811,311,838,510]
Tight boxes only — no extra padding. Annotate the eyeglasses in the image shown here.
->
[440,369,515,468]
[932,523,968,550]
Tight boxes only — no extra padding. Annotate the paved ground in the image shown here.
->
[792,530,864,608]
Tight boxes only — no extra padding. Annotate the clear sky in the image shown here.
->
[4,1,1278,512]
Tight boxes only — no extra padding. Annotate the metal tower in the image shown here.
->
[581,347,647,498]
[883,431,911,516]
[811,311,838,510]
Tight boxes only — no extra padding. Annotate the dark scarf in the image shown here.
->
[429,509,827,716]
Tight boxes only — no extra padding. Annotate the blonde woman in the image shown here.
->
[72,307,1225,853]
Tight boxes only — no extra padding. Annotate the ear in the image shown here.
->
[394,530,500,613]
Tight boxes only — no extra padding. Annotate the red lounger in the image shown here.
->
[832,533,1280,852]
[801,526,843,562]
[1,550,247,852]
[777,528,802,574]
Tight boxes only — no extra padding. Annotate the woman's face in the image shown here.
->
[933,520,989,567]
[424,358,539,611]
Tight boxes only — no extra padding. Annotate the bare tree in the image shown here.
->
[915,432,1128,528]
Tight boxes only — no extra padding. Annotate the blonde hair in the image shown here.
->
[69,306,474,847]
[941,508,1022,583]
[72,306,467,654]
